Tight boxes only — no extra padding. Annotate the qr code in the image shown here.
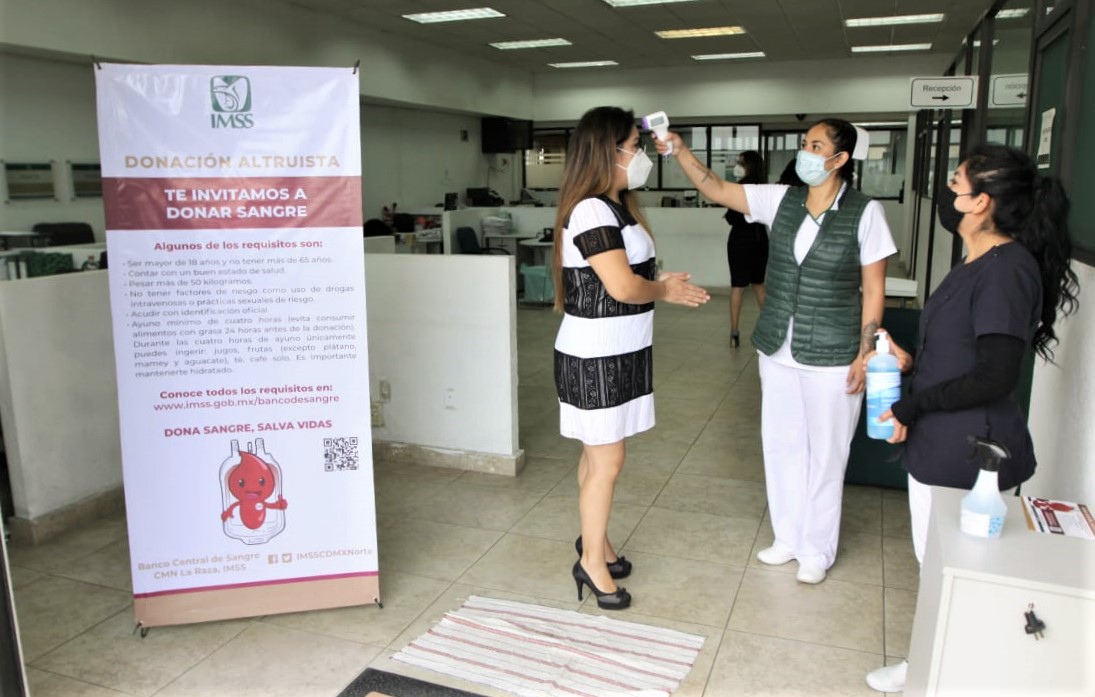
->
[323,437,359,471]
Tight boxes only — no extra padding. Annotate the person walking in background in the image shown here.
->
[552,106,710,610]
[864,143,1079,693]
[724,150,768,348]
[655,119,896,584]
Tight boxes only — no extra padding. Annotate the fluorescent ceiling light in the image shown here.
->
[656,26,746,39]
[603,0,700,6]
[548,60,619,68]
[972,39,1001,47]
[852,43,933,53]
[403,8,504,24]
[996,8,1031,19]
[692,52,765,61]
[490,38,572,49]
[845,13,945,27]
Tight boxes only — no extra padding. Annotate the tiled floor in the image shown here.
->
[8,293,917,696]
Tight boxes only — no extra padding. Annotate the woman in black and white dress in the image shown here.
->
[552,107,709,609]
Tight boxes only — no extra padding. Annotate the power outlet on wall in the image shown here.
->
[371,401,384,427]
[444,388,457,410]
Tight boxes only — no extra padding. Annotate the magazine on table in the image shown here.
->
[1021,496,1095,539]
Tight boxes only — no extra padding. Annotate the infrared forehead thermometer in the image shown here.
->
[641,111,672,155]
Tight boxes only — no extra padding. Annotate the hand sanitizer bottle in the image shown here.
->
[960,436,1010,538]
[866,331,901,440]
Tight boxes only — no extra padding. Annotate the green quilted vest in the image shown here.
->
[752,185,870,366]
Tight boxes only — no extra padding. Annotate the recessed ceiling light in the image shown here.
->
[845,13,945,27]
[656,26,746,39]
[403,8,504,24]
[692,52,765,61]
[851,43,933,53]
[996,8,1031,19]
[490,38,572,50]
[548,60,619,68]
[603,0,700,6]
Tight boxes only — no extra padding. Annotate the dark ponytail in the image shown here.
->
[812,118,857,183]
[965,143,1080,360]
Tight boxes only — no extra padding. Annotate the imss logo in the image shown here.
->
[210,76,254,129]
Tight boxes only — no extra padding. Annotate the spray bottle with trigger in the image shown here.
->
[642,111,672,156]
[959,435,1011,539]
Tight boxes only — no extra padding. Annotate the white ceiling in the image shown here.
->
[287,0,1024,72]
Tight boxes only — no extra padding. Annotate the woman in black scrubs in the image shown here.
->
[865,143,1079,693]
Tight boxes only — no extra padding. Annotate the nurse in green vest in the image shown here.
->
[655,119,896,584]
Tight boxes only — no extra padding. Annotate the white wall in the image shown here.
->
[0,0,533,118]
[0,54,521,237]
[364,255,518,456]
[0,272,121,519]
[0,254,518,523]
[362,106,520,225]
[532,55,954,122]
[1027,262,1095,503]
[0,54,107,236]
[452,206,733,289]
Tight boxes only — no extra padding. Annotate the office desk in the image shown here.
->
[885,277,918,308]
[519,238,553,266]
[0,231,48,250]
[483,233,535,253]
[394,230,442,254]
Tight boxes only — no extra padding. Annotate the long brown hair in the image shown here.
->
[552,106,652,311]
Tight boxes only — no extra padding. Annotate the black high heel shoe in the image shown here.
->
[730,331,740,348]
[575,536,632,579]
[572,560,631,610]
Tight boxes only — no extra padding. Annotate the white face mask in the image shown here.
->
[795,150,841,187]
[617,147,653,190]
[732,164,746,180]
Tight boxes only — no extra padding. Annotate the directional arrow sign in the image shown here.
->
[990,73,1028,107]
[909,76,978,109]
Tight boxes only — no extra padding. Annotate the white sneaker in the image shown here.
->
[866,660,907,693]
[795,563,826,584]
[756,544,795,566]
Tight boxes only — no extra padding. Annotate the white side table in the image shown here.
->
[906,486,1095,696]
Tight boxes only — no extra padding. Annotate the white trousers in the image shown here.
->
[907,474,932,566]
[759,353,863,569]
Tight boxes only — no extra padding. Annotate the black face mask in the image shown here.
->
[936,185,963,235]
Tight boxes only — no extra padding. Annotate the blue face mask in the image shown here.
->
[795,150,840,187]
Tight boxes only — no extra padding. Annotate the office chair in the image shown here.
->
[30,222,95,246]
[456,226,509,255]
[363,218,393,237]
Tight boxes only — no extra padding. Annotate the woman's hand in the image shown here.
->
[880,409,909,444]
[659,271,710,307]
[653,131,685,158]
[846,360,866,394]
[860,329,914,373]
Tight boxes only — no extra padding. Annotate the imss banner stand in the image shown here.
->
[95,64,379,631]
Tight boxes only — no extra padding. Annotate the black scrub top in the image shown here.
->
[904,242,1042,490]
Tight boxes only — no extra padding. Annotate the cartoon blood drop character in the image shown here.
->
[220,440,287,544]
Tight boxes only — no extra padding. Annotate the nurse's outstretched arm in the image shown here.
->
[654,132,749,215]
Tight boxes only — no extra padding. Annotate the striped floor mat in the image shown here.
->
[392,595,705,696]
